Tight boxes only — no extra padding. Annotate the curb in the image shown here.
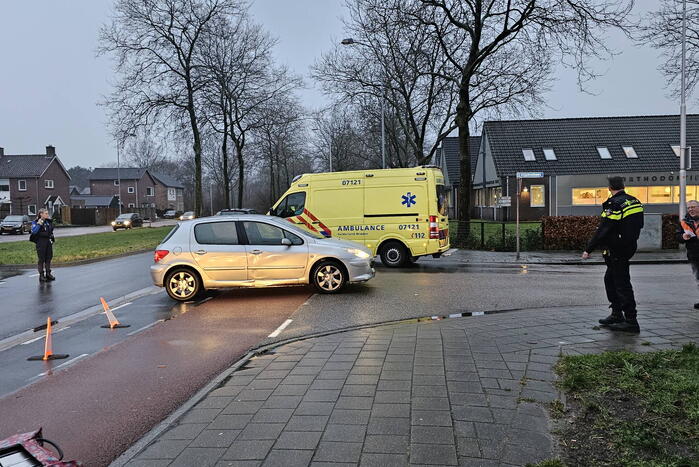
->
[456,259,688,266]
[0,249,152,270]
[0,286,160,352]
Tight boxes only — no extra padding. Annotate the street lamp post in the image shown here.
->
[341,37,386,169]
[116,142,122,215]
[679,0,688,217]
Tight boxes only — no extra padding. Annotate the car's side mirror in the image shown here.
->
[281,238,292,246]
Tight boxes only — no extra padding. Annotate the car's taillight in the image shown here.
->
[429,215,439,239]
[154,250,169,263]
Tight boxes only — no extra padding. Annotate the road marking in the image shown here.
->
[127,320,163,336]
[472,311,485,316]
[443,248,458,256]
[21,326,71,345]
[32,353,89,379]
[449,313,462,318]
[108,302,132,313]
[29,274,40,278]
[268,319,293,338]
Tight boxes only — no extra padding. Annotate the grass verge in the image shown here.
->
[553,344,699,466]
[0,226,173,265]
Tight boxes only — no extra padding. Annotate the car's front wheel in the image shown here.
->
[165,268,202,301]
[312,260,347,294]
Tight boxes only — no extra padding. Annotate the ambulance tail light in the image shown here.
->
[429,215,439,239]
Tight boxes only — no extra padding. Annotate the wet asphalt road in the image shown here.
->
[0,252,695,466]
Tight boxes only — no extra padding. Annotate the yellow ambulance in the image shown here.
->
[269,166,450,267]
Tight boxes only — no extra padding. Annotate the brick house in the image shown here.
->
[89,168,158,209]
[151,172,185,212]
[0,145,71,217]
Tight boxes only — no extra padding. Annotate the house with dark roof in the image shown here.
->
[89,167,157,209]
[470,114,699,221]
[151,172,185,212]
[0,145,70,217]
[433,136,481,217]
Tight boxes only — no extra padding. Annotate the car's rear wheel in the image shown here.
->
[380,241,408,268]
[165,268,201,301]
[312,260,347,294]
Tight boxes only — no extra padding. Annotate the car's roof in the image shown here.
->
[185,214,281,224]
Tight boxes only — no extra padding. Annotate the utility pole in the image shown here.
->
[680,0,688,217]
[116,142,122,215]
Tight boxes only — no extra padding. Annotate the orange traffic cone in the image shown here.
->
[28,317,69,361]
[100,297,130,329]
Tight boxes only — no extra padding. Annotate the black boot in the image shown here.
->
[39,272,48,282]
[45,271,55,281]
[608,319,640,333]
[599,313,624,326]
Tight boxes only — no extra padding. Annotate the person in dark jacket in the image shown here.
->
[582,176,644,332]
[678,200,699,309]
[30,208,55,282]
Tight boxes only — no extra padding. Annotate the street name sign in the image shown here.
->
[516,171,544,179]
[497,196,512,207]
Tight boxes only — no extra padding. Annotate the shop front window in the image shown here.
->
[572,188,598,205]
[672,186,697,203]
[647,186,673,204]
[624,186,648,204]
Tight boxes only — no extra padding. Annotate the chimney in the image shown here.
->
[46,145,56,156]
[0,147,4,157]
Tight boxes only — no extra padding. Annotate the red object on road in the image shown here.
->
[0,429,81,466]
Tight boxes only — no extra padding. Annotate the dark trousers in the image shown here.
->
[36,239,53,275]
[690,261,699,291]
[604,251,637,320]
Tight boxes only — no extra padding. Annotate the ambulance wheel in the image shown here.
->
[312,260,347,294]
[380,241,408,268]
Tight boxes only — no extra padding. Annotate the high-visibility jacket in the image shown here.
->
[586,190,644,256]
[679,215,699,261]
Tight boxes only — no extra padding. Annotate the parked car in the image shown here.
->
[216,208,258,215]
[0,215,31,235]
[163,210,177,219]
[151,214,375,301]
[111,213,144,230]
[179,211,195,221]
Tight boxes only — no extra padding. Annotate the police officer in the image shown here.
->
[582,176,644,332]
[30,208,56,282]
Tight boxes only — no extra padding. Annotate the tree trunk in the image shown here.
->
[233,139,244,209]
[455,81,472,243]
[187,82,203,217]
[221,114,230,209]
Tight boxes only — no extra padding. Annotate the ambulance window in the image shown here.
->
[278,192,306,218]
[436,185,449,216]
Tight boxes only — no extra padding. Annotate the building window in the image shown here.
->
[623,146,638,158]
[146,187,154,196]
[647,186,672,204]
[114,180,120,186]
[18,179,27,191]
[672,185,697,203]
[0,179,9,193]
[128,186,135,194]
[128,203,135,208]
[543,148,557,161]
[530,185,545,207]
[596,147,612,159]
[522,148,536,161]
[28,204,36,216]
[44,179,54,189]
[167,188,176,201]
[624,186,648,203]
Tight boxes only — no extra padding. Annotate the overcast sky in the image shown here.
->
[0,0,685,168]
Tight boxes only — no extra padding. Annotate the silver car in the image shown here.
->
[151,214,375,301]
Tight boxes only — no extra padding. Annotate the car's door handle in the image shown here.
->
[250,249,263,255]
[195,250,207,255]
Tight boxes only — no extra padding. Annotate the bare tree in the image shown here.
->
[99,0,238,216]
[200,14,303,208]
[123,128,167,169]
[410,0,633,225]
[641,0,699,99]
[313,0,458,167]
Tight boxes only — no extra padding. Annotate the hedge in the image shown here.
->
[542,214,681,250]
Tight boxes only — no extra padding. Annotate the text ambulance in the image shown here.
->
[269,167,450,267]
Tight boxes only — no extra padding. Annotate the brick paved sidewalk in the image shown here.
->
[120,305,698,467]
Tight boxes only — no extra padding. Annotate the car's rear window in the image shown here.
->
[194,222,239,245]
[161,224,179,243]
[436,185,449,217]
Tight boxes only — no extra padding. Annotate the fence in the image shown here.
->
[59,206,157,226]
[450,220,542,251]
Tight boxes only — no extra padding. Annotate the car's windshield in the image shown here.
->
[4,216,24,222]
[184,212,194,215]
[280,220,325,240]
[117,214,132,220]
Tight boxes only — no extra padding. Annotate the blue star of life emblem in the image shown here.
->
[401,192,416,208]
